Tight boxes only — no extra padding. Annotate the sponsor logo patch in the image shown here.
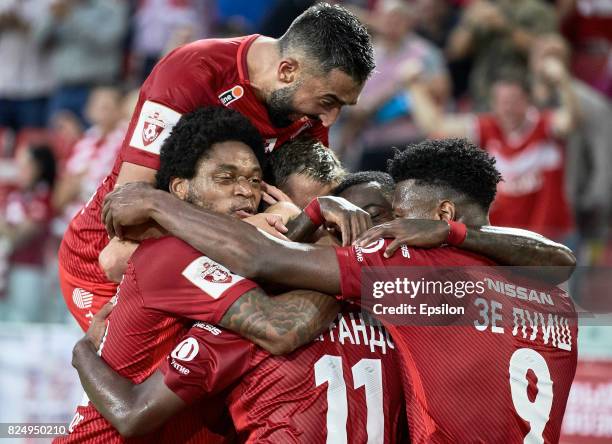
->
[129,100,182,155]
[218,85,244,106]
[171,337,199,362]
[182,256,245,298]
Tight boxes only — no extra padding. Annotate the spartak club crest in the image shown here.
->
[142,111,166,146]
[200,261,232,284]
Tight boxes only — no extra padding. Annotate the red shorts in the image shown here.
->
[58,262,118,331]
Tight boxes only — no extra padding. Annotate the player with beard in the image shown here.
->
[102,139,577,442]
[58,3,376,330]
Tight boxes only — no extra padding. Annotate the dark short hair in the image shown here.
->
[279,3,375,84]
[264,136,345,187]
[29,144,56,188]
[333,171,395,199]
[156,107,264,191]
[387,139,501,210]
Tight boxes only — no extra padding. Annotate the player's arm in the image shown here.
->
[354,220,576,283]
[102,184,344,293]
[98,238,139,283]
[73,339,184,438]
[71,303,185,437]
[219,287,340,355]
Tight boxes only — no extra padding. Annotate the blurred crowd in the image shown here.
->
[0,0,610,323]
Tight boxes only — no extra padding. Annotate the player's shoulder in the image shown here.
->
[158,35,251,73]
[130,236,203,278]
[134,235,200,258]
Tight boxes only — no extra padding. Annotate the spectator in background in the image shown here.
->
[52,87,126,235]
[34,0,128,125]
[405,62,579,245]
[0,0,55,132]
[264,136,345,209]
[447,0,558,109]
[337,0,450,170]
[412,0,471,98]
[0,145,56,322]
[131,0,211,83]
[531,34,612,242]
[560,0,612,99]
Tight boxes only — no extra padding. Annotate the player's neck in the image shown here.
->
[246,36,281,102]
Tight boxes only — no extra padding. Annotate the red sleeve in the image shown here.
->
[121,45,218,170]
[133,237,258,324]
[159,323,254,405]
[334,239,398,300]
[334,240,492,300]
[307,123,329,147]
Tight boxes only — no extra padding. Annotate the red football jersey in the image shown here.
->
[475,109,575,239]
[335,240,578,443]
[160,311,407,443]
[59,34,329,285]
[57,236,257,443]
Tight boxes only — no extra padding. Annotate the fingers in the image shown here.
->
[96,301,115,321]
[262,191,278,206]
[262,181,293,203]
[340,218,351,247]
[384,239,403,258]
[265,214,288,234]
[355,225,385,246]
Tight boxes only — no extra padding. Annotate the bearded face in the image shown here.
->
[265,81,302,128]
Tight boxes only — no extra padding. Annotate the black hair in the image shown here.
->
[333,171,395,199]
[264,135,345,187]
[279,3,375,84]
[156,107,264,191]
[29,145,56,188]
[387,139,502,210]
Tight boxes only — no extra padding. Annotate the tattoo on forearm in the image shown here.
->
[220,288,339,352]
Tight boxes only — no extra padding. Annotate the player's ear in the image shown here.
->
[170,177,189,201]
[278,58,299,85]
[436,200,455,222]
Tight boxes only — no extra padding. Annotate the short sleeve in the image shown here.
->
[133,237,259,324]
[334,240,466,300]
[160,323,254,405]
[121,46,218,170]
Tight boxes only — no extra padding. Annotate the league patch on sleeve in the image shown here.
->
[181,256,245,299]
[129,100,182,155]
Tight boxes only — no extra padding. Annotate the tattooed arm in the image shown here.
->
[219,288,340,355]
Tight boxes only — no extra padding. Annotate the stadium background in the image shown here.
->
[0,0,610,442]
